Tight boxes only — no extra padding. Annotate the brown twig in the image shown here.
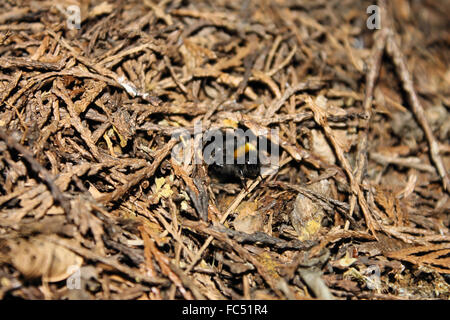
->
[44,236,168,286]
[380,0,450,192]
[306,96,378,236]
[98,139,177,203]
[0,128,71,215]
[182,219,285,298]
[349,18,388,225]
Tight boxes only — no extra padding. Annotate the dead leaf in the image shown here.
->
[233,201,264,234]
[88,1,115,19]
[291,178,330,241]
[5,236,83,282]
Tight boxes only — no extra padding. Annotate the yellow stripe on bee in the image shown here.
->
[234,142,257,158]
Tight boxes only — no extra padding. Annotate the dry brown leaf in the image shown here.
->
[233,201,264,234]
[373,186,396,222]
[5,236,83,282]
[311,129,336,164]
[88,1,115,19]
[291,178,331,241]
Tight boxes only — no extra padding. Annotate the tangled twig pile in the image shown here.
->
[0,0,449,300]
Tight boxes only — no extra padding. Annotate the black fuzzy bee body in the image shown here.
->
[202,128,261,181]
[210,157,260,180]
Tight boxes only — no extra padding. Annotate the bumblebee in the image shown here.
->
[202,128,261,182]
